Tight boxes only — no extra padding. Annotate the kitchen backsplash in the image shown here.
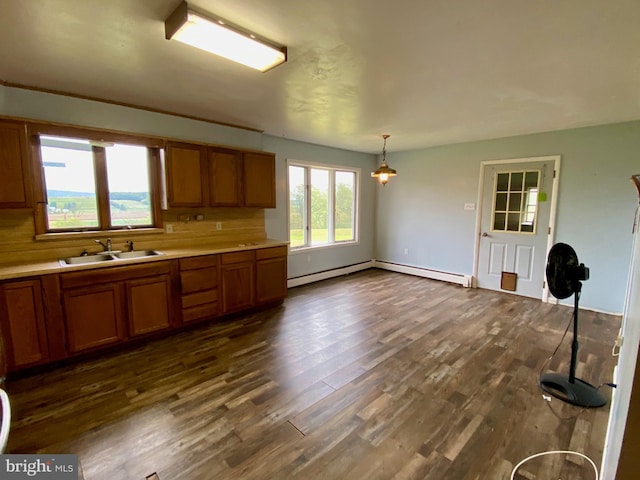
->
[0,207,267,265]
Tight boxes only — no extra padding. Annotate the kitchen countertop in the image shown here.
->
[0,239,288,281]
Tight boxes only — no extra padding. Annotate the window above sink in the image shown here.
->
[29,124,164,237]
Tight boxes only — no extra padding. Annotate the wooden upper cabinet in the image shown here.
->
[164,140,276,209]
[209,148,242,207]
[243,152,276,208]
[0,120,32,208]
[165,141,208,207]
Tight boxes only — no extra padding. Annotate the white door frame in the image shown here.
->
[472,155,562,302]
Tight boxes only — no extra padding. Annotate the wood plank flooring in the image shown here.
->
[5,270,620,479]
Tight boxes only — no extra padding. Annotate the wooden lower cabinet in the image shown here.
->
[126,274,172,336]
[221,251,255,314]
[2,247,287,372]
[60,261,173,353]
[256,246,288,304]
[63,283,125,353]
[179,255,219,323]
[0,279,49,370]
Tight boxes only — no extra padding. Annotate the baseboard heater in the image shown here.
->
[373,260,472,287]
[287,260,472,289]
[287,261,374,288]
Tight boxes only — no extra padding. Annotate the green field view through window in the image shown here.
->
[289,163,357,248]
[41,137,153,230]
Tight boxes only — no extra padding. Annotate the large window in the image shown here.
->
[288,162,359,249]
[33,129,162,234]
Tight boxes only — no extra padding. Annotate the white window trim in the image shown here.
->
[286,158,361,252]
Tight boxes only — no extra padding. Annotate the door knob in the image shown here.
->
[482,232,489,237]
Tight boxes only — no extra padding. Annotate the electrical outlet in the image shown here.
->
[216,222,222,230]
[165,223,173,234]
[403,248,409,255]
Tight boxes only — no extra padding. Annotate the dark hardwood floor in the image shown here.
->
[5,270,620,479]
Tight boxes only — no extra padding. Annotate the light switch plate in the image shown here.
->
[464,203,476,211]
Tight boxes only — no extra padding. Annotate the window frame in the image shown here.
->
[490,169,541,235]
[29,124,164,236]
[287,159,360,251]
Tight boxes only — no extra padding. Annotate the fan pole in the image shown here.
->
[568,287,579,384]
[539,282,607,408]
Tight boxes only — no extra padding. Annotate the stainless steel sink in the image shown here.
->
[60,255,116,266]
[60,250,163,266]
[112,250,163,259]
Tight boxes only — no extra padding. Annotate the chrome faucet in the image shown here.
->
[94,238,112,252]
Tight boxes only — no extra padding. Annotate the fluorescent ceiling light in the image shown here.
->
[165,1,287,72]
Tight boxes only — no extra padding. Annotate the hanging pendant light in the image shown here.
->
[371,134,397,186]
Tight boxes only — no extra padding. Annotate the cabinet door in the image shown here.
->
[256,256,288,304]
[221,262,255,314]
[0,280,49,369]
[63,284,125,352]
[209,148,242,206]
[0,121,31,208]
[126,274,172,336]
[243,152,276,208]
[166,142,208,207]
[0,332,6,381]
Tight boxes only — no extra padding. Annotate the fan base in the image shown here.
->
[540,372,606,408]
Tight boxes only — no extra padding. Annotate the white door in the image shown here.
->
[476,158,557,298]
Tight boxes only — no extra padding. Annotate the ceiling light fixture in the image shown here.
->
[165,1,287,72]
[371,134,397,186]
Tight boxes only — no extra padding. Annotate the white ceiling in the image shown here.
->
[1,0,639,153]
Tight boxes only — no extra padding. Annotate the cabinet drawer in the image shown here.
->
[182,303,218,323]
[221,250,255,265]
[180,267,217,294]
[179,255,218,270]
[60,261,171,289]
[255,245,288,260]
[182,289,218,309]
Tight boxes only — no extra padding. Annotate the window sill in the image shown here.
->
[34,228,165,241]
[289,240,360,254]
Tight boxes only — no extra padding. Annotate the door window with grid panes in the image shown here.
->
[491,170,540,234]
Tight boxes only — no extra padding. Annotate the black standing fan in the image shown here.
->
[539,243,607,408]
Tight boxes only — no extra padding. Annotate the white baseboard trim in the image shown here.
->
[544,297,622,316]
[287,261,375,288]
[373,260,473,287]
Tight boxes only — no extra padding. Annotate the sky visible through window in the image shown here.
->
[40,136,153,230]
